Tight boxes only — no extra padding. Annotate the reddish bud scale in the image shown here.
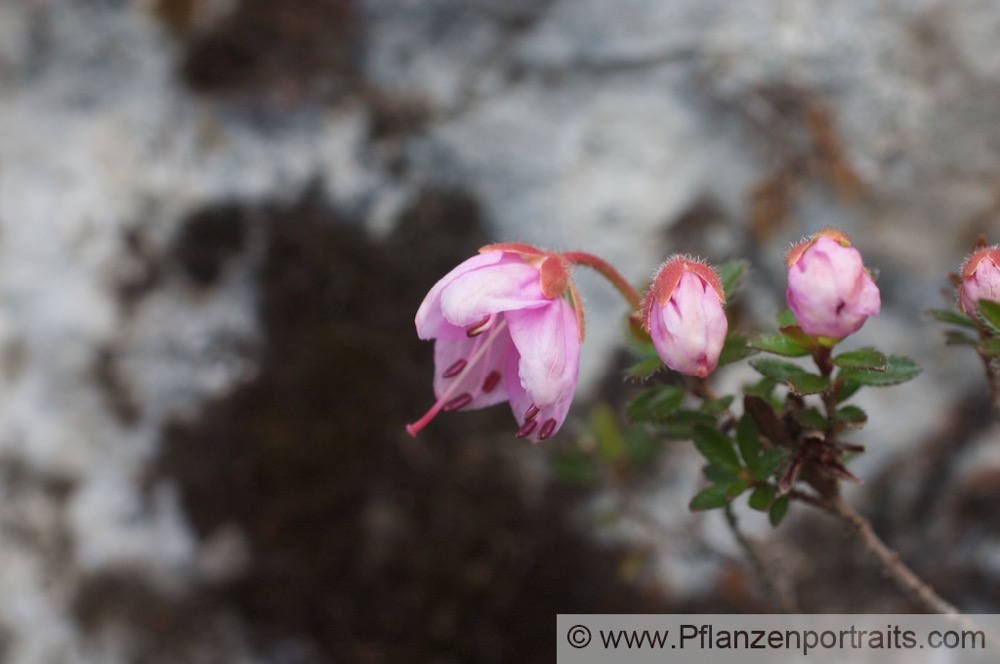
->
[643,257,725,333]
[959,245,1000,315]
[785,228,852,267]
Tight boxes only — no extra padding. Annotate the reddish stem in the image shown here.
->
[562,251,642,310]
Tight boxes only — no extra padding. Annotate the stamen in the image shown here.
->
[524,404,540,422]
[516,420,538,438]
[443,393,473,411]
[466,314,493,337]
[482,370,501,393]
[406,320,508,438]
[442,359,467,378]
[538,418,557,440]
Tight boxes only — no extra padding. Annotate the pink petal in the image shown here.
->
[505,299,581,409]
[438,258,549,327]
[415,252,507,340]
[503,350,574,443]
[650,272,727,377]
[432,328,512,410]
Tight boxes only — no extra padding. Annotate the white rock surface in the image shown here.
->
[0,0,998,658]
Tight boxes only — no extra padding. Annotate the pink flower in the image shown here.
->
[785,230,880,339]
[406,243,582,442]
[642,257,728,378]
[959,246,1000,315]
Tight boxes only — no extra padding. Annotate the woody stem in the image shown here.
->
[562,251,642,310]
[790,489,960,615]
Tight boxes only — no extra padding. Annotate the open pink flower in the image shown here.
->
[959,246,1000,315]
[786,229,880,339]
[406,244,582,442]
[642,257,728,378]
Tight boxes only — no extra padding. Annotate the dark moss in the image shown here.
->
[150,188,672,662]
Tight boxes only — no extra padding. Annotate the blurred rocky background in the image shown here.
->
[1,0,1000,661]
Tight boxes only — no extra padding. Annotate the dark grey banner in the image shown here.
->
[557,614,1000,663]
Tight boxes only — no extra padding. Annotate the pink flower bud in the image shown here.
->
[407,244,582,443]
[642,257,728,378]
[959,246,1000,315]
[785,230,880,339]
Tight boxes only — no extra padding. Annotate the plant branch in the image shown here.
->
[563,251,642,310]
[792,490,959,615]
[723,503,798,612]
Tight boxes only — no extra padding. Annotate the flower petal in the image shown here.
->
[505,299,581,410]
[432,327,512,409]
[651,272,727,377]
[503,350,574,443]
[438,257,549,327]
[415,251,506,340]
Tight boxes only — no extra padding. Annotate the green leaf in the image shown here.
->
[776,308,798,328]
[689,484,731,511]
[838,355,921,387]
[625,355,664,380]
[755,448,788,481]
[748,484,775,511]
[977,300,1000,336]
[718,259,749,300]
[785,372,830,395]
[835,379,863,403]
[944,330,979,347]
[980,337,1000,357]
[769,495,791,526]
[833,347,887,371]
[657,410,718,440]
[627,386,685,422]
[743,376,778,401]
[718,334,758,366]
[725,479,750,498]
[925,308,977,329]
[749,358,811,381]
[703,463,738,483]
[797,407,828,430]
[779,325,818,349]
[700,395,735,415]
[736,415,760,469]
[835,405,867,427]
[749,333,811,357]
[692,425,741,473]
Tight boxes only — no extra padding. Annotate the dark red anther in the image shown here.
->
[482,370,501,393]
[524,404,540,422]
[516,419,538,439]
[442,358,467,378]
[443,393,473,412]
[538,418,557,440]
[466,315,492,337]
